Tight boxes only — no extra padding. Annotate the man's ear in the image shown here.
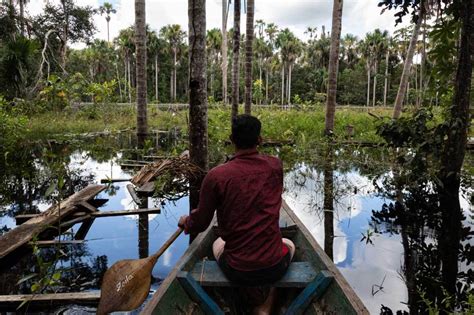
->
[229,134,234,144]
[257,136,263,146]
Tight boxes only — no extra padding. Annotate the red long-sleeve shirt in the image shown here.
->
[184,149,285,271]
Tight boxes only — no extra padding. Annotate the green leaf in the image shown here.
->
[31,283,40,293]
[16,299,29,310]
[52,272,61,281]
[45,182,57,197]
[16,273,37,285]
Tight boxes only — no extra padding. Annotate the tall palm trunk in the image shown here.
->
[155,54,159,102]
[287,63,292,106]
[135,0,147,143]
[281,66,285,105]
[222,0,228,104]
[19,0,25,35]
[325,0,343,135]
[384,50,389,106]
[128,57,132,103]
[265,70,269,104]
[392,5,424,119]
[107,21,110,42]
[366,63,371,107]
[188,0,209,211]
[116,62,122,101]
[124,57,128,102]
[372,61,377,107]
[437,0,473,302]
[244,0,254,114]
[173,49,177,102]
[231,0,241,120]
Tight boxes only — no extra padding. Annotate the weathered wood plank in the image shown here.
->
[177,272,225,315]
[136,182,156,195]
[127,184,142,205]
[0,292,100,311]
[16,208,161,225]
[284,271,334,315]
[188,261,317,288]
[75,218,96,240]
[0,185,106,260]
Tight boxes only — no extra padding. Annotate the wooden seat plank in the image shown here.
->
[177,272,225,315]
[188,261,317,288]
[284,270,334,315]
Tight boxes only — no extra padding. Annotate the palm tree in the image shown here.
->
[188,0,208,211]
[206,28,222,99]
[161,24,186,103]
[265,23,278,47]
[221,0,230,104]
[368,29,389,106]
[360,35,375,107]
[383,37,395,106]
[115,27,135,103]
[244,0,254,114]
[342,34,358,67]
[135,0,147,143]
[231,0,241,119]
[393,4,425,119]
[16,0,29,35]
[277,29,302,106]
[99,2,116,43]
[264,23,278,104]
[148,31,161,102]
[325,0,343,135]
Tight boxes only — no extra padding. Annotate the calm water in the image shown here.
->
[0,134,472,314]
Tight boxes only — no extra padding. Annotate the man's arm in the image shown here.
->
[178,172,218,235]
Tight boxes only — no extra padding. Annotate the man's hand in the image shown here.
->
[178,215,188,230]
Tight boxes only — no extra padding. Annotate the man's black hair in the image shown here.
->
[231,114,262,149]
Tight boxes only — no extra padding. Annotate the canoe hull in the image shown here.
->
[141,200,369,314]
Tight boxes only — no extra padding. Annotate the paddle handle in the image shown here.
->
[150,228,183,263]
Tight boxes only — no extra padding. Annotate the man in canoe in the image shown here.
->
[178,114,295,314]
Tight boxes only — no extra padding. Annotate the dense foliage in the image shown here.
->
[0,1,438,108]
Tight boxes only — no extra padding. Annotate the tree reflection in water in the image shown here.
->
[372,182,473,314]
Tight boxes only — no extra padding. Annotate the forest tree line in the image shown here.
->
[0,0,443,108]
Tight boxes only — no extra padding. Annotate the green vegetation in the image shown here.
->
[21,105,392,142]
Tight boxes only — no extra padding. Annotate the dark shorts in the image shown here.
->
[218,250,292,286]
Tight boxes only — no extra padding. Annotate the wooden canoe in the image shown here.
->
[141,200,369,314]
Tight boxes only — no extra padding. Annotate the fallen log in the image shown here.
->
[0,185,106,261]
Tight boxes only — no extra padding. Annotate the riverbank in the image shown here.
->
[25,105,393,143]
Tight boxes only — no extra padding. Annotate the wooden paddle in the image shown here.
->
[96,228,183,314]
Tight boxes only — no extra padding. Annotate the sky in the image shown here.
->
[26,0,409,47]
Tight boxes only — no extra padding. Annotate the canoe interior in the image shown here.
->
[143,201,368,314]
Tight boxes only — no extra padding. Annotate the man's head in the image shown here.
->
[230,115,262,150]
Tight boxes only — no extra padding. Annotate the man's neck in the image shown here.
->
[234,147,258,156]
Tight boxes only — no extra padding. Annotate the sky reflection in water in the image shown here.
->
[1,147,472,314]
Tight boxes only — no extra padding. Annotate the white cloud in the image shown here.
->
[26,0,409,48]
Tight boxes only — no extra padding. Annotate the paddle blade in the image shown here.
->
[97,257,155,315]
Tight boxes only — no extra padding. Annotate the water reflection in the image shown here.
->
[0,134,472,314]
[323,146,335,261]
